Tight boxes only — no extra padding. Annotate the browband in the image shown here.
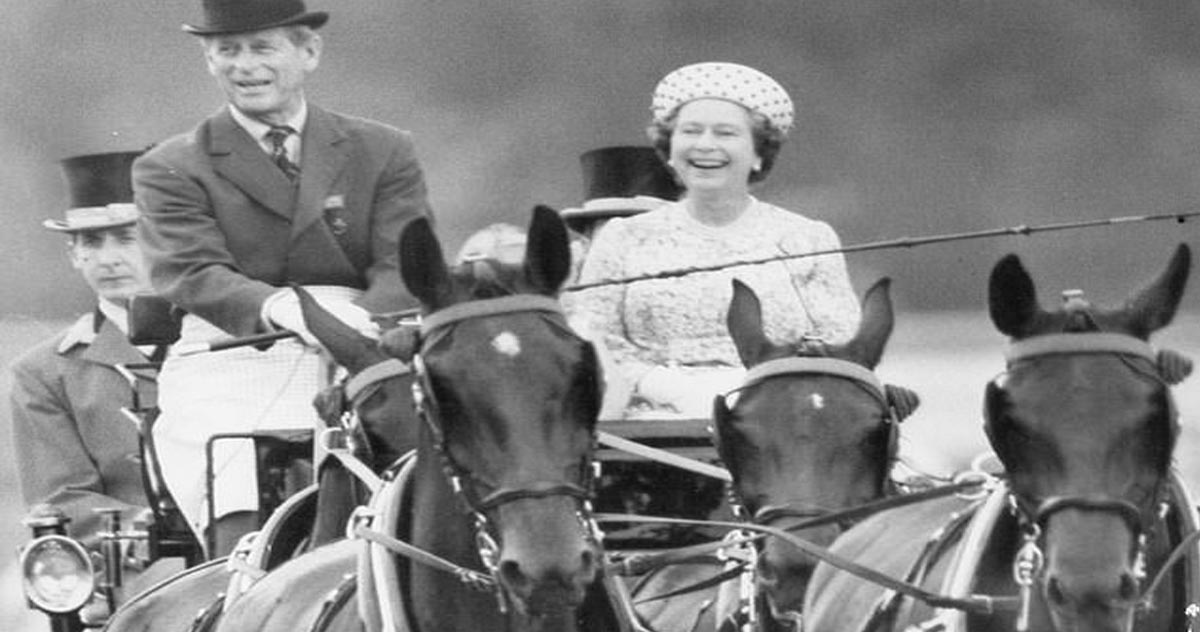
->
[419,295,564,336]
[742,357,886,402]
[344,358,412,403]
[1006,333,1156,365]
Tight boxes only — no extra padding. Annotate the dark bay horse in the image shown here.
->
[634,277,912,631]
[803,244,1195,632]
[215,206,615,632]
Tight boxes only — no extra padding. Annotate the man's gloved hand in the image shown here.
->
[262,289,380,347]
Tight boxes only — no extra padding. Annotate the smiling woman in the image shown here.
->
[569,61,861,421]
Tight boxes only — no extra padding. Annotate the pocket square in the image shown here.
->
[323,194,345,210]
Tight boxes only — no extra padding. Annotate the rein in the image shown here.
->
[596,511,1020,615]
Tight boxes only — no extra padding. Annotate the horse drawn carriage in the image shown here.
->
[18,206,1200,632]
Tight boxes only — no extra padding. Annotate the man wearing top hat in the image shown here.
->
[133,0,432,553]
[10,151,156,572]
[560,145,682,246]
[559,146,681,420]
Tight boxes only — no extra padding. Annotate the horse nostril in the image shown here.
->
[579,548,597,578]
[498,560,530,595]
[1046,576,1067,607]
[1118,572,1138,601]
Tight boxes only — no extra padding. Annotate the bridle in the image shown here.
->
[718,355,904,530]
[711,355,907,630]
[410,294,603,610]
[987,331,1177,630]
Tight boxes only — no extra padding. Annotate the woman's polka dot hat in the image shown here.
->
[651,62,794,135]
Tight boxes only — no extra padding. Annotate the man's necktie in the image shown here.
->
[264,125,301,181]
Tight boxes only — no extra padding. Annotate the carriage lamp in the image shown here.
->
[19,534,95,615]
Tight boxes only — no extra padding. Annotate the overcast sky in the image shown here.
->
[4,0,1200,317]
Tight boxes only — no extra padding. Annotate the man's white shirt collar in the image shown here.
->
[229,102,308,157]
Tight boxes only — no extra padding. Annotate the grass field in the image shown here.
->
[0,312,1197,630]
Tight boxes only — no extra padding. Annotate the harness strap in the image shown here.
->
[319,428,383,493]
[594,513,1020,614]
[597,431,731,482]
[420,295,563,336]
[1139,525,1200,607]
[344,358,411,403]
[742,357,885,402]
[606,534,761,577]
[354,523,495,591]
[1007,333,1156,364]
[633,564,747,605]
[309,573,358,632]
[752,476,990,530]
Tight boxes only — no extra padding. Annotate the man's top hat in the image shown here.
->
[560,146,683,232]
[183,0,328,36]
[43,151,142,233]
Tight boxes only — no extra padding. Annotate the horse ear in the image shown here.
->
[523,205,572,294]
[398,217,452,310]
[988,253,1042,338]
[842,278,893,369]
[296,286,386,374]
[1119,243,1191,338]
[727,279,771,367]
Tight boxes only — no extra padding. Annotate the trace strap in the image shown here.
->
[353,523,494,591]
[597,431,731,482]
[595,501,1022,615]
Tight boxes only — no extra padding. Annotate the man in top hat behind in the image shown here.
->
[561,145,682,247]
[10,151,161,593]
[133,0,432,554]
[559,145,681,419]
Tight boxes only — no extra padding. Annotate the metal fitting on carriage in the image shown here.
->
[346,505,377,540]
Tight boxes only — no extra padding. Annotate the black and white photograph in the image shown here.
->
[3,1,1200,630]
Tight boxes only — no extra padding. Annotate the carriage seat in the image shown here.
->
[594,418,731,550]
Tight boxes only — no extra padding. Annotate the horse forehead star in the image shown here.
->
[809,393,825,409]
[491,331,522,357]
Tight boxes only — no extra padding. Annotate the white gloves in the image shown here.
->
[261,288,379,347]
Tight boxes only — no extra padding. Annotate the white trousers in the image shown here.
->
[153,286,359,539]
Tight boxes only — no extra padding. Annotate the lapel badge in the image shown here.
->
[324,195,348,235]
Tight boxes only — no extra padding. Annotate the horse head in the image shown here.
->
[399,206,603,618]
[715,277,903,621]
[984,244,1190,632]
